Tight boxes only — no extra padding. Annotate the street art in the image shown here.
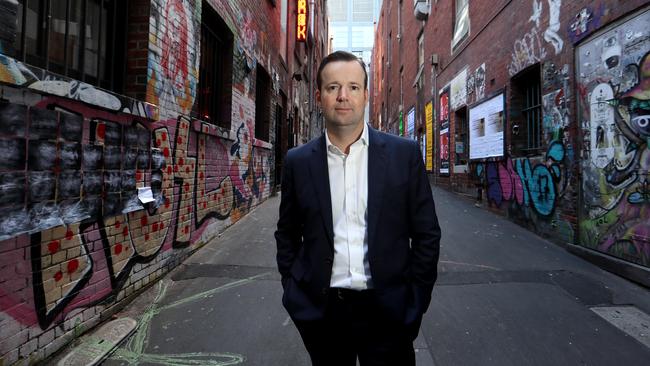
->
[567,5,605,44]
[508,27,547,77]
[0,0,278,362]
[475,141,568,217]
[148,0,200,117]
[0,95,270,334]
[542,61,569,90]
[576,8,650,267]
[474,64,487,101]
[0,55,157,119]
[509,0,565,76]
[543,0,563,55]
[542,88,569,142]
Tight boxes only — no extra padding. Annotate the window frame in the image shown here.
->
[196,1,234,129]
[451,0,470,50]
[255,64,272,142]
[14,0,127,93]
[511,64,543,156]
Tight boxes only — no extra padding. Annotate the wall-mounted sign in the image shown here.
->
[407,106,415,140]
[297,0,308,42]
[425,101,434,171]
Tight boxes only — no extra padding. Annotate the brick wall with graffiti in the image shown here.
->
[423,1,648,259]
[576,9,650,267]
[0,0,281,363]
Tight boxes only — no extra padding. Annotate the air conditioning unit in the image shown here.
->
[414,0,430,21]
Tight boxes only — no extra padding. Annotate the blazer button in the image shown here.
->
[321,288,328,295]
[325,258,332,264]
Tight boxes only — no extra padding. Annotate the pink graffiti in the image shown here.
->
[498,158,525,205]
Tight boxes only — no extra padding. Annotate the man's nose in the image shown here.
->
[337,88,349,101]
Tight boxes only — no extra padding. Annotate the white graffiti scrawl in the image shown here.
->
[508,27,547,76]
[544,0,564,55]
[509,0,564,76]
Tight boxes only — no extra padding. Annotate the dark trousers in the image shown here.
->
[293,288,417,366]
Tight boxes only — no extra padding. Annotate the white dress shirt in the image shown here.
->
[325,123,373,290]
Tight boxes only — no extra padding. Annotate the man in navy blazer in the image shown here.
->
[276,51,441,365]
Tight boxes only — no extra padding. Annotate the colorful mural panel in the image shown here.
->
[576,8,650,267]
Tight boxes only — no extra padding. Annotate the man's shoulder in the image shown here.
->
[372,129,418,150]
[286,135,323,160]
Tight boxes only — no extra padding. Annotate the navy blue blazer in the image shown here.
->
[275,126,441,324]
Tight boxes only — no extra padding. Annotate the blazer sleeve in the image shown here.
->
[407,141,441,310]
[275,152,302,285]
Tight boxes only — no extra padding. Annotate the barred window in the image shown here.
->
[197,2,233,128]
[14,0,127,93]
[511,64,542,155]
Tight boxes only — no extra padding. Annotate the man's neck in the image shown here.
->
[327,122,365,154]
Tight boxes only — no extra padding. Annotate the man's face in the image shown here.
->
[316,60,368,130]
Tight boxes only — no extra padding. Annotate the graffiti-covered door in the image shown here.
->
[576,7,650,268]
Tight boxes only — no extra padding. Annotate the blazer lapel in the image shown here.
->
[367,128,386,249]
[309,135,334,245]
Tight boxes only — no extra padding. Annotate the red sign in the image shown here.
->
[297,0,308,42]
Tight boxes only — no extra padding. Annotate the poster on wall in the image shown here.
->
[425,101,434,171]
[407,106,415,140]
[439,87,450,130]
[440,128,450,175]
[469,92,505,160]
[450,68,468,110]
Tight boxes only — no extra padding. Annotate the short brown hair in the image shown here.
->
[316,51,368,91]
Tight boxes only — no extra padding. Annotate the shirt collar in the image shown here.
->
[325,123,369,154]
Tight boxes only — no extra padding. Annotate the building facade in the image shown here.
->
[329,0,382,122]
[371,0,650,284]
[0,0,326,363]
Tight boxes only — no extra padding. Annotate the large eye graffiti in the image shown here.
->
[631,115,650,136]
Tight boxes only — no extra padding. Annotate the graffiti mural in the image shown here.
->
[0,96,270,338]
[476,141,568,216]
[543,0,563,55]
[509,0,565,76]
[0,54,157,119]
[148,0,200,116]
[577,8,650,267]
[0,0,281,362]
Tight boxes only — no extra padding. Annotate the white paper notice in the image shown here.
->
[137,187,156,204]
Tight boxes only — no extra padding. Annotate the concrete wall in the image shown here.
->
[0,0,291,363]
[371,0,649,277]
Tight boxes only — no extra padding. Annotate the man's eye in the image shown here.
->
[328,86,339,91]
[351,86,359,91]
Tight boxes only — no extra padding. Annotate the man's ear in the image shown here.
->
[315,89,321,105]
